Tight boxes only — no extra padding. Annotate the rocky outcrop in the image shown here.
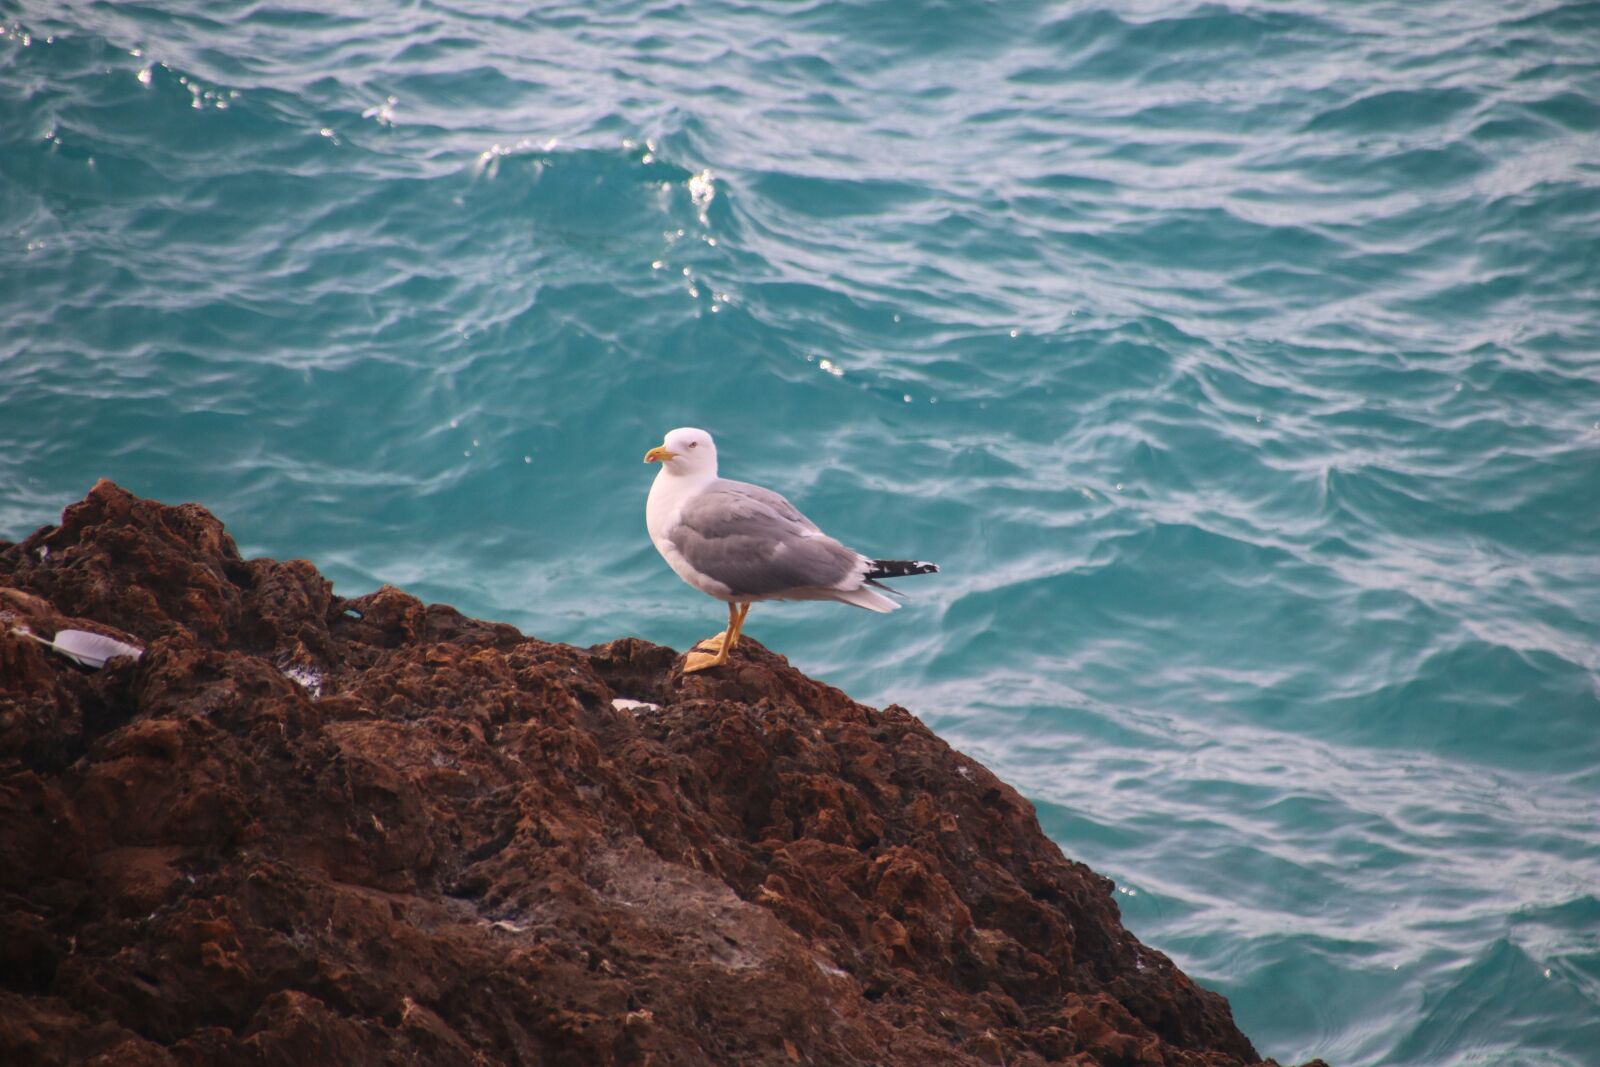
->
[0,481,1322,1066]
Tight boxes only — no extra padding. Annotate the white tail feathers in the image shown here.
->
[831,585,900,613]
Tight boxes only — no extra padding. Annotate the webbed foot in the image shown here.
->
[683,630,730,672]
[682,648,726,673]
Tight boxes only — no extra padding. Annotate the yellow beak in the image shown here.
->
[643,445,678,464]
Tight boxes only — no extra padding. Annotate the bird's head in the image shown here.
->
[644,427,718,477]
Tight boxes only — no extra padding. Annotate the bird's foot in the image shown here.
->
[682,649,725,673]
[683,631,730,673]
[693,630,728,655]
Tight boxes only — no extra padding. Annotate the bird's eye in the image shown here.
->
[688,441,698,448]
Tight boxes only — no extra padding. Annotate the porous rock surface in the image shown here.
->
[0,481,1323,1067]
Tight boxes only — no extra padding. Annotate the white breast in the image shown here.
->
[646,469,731,599]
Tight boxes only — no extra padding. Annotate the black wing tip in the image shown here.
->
[865,559,940,580]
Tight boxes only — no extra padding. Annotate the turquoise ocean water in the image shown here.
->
[4,1,1598,1062]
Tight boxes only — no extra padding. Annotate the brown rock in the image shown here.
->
[0,484,1323,1066]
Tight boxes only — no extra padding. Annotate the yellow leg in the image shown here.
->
[684,602,744,673]
[726,603,751,649]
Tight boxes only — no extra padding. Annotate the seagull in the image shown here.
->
[644,427,938,672]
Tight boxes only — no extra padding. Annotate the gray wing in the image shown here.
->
[669,479,861,596]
